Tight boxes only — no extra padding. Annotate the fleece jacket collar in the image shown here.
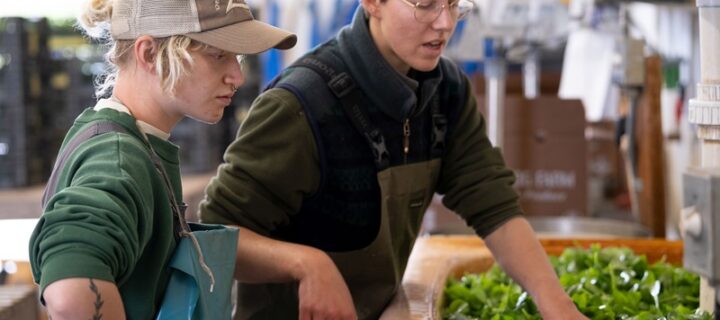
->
[336,8,444,122]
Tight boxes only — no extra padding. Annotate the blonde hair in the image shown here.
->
[77,0,207,97]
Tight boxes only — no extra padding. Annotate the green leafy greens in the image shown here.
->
[443,245,712,319]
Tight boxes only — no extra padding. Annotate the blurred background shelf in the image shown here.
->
[0,173,214,221]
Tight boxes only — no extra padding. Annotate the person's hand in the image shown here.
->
[231,227,356,319]
[483,218,588,320]
[297,250,357,320]
[540,308,589,320]
[537,295,589,320]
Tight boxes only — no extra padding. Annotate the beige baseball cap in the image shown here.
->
[111,0,297,54]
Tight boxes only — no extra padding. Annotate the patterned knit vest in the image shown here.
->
[266,42,466,251]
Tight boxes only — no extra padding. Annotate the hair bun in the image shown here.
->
[77,0,112,39]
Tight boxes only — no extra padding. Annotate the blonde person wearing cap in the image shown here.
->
[200,0,587,319]
[29,0,355,319]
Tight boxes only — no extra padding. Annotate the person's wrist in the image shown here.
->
[536,293,578,315]
[291,245,330,282]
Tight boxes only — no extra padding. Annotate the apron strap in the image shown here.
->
[42,121,187,241]
[430,94,447,158]
[131,125,217,291]
[290,56,391,171]
[43,122,129,208]
[288,55,447,164]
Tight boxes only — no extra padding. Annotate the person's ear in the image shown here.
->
[362,0,382,18]
[133,35,158,73]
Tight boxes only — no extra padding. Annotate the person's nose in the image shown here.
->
[432,5,454,31]
[226,58,245,91]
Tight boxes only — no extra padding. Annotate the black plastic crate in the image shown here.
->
[171,118,226,174]
[0,137,28,188]
[0,18,50,104]
[0,18,74,187]
[64,58,98,119]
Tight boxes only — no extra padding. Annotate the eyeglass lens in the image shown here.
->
[413,0,474,23]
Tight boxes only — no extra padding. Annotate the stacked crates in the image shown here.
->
[0,17,102,189]
[44,55,103,161]
[171,118,226,174]
[0,18,50,188]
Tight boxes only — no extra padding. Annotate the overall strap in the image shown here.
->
[42,121,129,208]
[41,121,187,241]
[430,94,447,158]
[290,55,391,171]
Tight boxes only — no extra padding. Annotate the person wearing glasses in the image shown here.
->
[200,0,587,319]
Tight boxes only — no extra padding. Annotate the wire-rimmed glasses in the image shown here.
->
[396,0,476,23]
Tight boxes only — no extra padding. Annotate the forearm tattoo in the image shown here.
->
[88,279,104,320]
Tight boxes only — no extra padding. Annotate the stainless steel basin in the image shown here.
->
[527,216,651,238]
[424,215,651,238]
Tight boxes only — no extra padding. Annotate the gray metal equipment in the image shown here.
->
[470,0,570,149]
[683,0,720,316]
[682,170,720,282]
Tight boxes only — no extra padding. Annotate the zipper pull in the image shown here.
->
[403,118,410,163]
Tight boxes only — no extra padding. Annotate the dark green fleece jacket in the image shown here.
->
[201,9,521,239]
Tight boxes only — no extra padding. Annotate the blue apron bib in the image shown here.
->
[156,222,238,320]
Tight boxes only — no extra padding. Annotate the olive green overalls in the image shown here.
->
[334,159,442,319]
[235,56,446,320]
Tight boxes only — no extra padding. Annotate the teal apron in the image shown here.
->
[155,220,238,320]
[142,126,238,320]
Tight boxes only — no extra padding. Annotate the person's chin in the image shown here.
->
[412,59,440,72]
[190,112,223,125]
[206,114,224,125]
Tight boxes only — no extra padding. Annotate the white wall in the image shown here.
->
[0,0,85,18]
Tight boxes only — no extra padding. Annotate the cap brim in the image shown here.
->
[187,20,297,55]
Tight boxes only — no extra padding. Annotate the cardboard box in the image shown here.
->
[420,95,589,234]
[502,95,587,216]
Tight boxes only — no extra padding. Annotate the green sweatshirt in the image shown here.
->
[29,107,181,319]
